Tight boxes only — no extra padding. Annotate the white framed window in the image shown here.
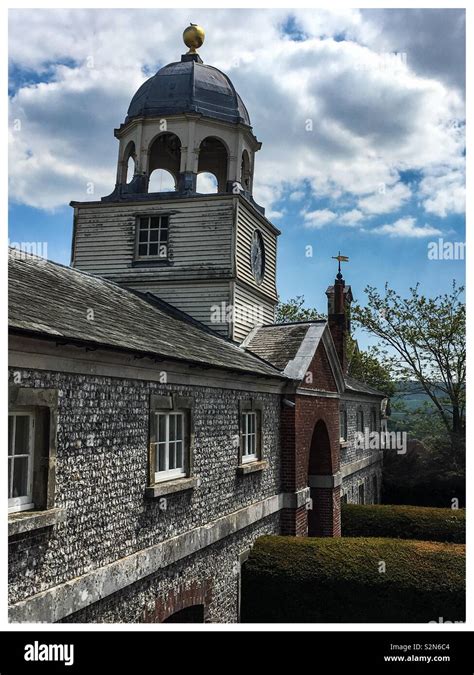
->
[241,411,259,463]
[136,215,169,259]
[152,411,186,482]
[8,412,35,513]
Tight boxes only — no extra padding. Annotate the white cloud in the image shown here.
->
[357,182,411,215]
[357,9,465,94]
[289,190,305,202]
[339,209,364,226]
[371,216,442,238]
[302,208,336,228]
[419,167,465,217]
[8,9,465,221]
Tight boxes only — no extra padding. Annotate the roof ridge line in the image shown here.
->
[261,319,327,328]
[131,289,239,343]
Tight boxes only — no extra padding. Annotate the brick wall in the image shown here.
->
[280,505,307,537]
[295,395,340,486]
[308,486,341,536]
[281,341,341,537]
[299,340,337,392]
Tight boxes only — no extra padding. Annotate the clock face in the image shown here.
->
[250,230,265,284]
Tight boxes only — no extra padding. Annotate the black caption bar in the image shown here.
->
[0,630,472,673]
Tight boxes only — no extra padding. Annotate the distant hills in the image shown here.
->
[391,381,444,419]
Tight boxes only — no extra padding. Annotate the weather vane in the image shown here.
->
[332,251,349,275]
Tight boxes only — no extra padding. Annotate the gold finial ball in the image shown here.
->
[183,23,205,53]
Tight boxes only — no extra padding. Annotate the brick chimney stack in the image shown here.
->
[326,267,352,374]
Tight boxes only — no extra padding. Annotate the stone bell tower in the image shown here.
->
[71,24,279,342]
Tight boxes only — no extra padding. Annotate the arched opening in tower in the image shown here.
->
[196,172,218,194]
[126,155,136,184]
[197,137,228,193]
[122,141,136,184]
[147,132,181,192]
[241,149,251,191]
[148,169,176,193]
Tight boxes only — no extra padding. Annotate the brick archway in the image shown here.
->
[163,604,205,623]
[143,580,212,623]
[308,418,341,536]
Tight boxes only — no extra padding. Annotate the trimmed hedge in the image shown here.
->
[241,536,465,623]
[342,503,465,543]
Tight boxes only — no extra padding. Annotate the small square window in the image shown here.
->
[135,215,169,259]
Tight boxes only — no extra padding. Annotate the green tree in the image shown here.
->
[277,296,394,395]
[276,295,324,323]
[352,281,465,462]
[348,343,395,397]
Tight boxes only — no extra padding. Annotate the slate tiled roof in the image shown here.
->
[344,375,386,398]
[243,322,332,385]
[244,323,314,371]
[8,249,284,379]
[244,322,386,397]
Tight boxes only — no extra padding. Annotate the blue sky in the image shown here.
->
[8,9,465,347]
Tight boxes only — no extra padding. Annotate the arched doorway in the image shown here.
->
[163,604,204,623]
[307,419,338,536]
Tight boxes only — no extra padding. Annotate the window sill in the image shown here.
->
[145,476,198,498]
[131,259,171,268]
[8,508,66,537]
[237,460,268,475]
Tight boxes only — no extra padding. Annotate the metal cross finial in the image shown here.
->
[332,251,349,275]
